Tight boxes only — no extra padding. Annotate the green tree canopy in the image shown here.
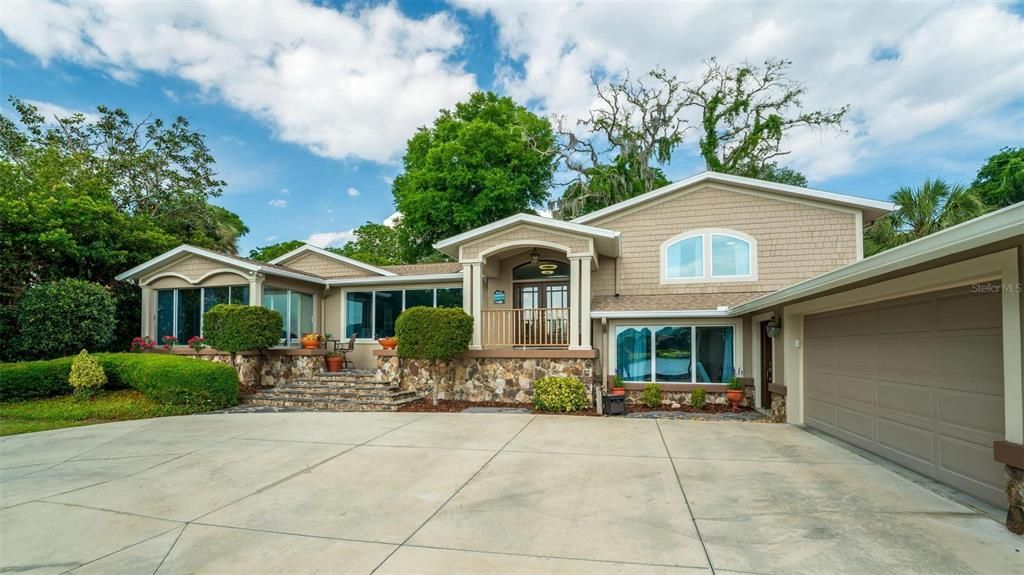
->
[248,240,306,262]
[329,222,409,266]
[392,91,556,260]
[2,97,246,253]
[864,179,987,256]
[970,146,1024,209]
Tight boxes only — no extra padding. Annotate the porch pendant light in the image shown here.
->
[530,249,540,264]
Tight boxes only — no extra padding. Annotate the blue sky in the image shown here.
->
[2,1,1022,256]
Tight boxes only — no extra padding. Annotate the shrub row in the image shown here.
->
[395,306,473,360]
[0,353,237,409]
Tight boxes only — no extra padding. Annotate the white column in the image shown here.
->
[140,285,152,338]
[578,256,592,350]
[465,262,483,349]
[248,273,263,306]
[568,256,582,349]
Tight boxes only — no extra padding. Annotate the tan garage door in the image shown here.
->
[803,285,1005,506]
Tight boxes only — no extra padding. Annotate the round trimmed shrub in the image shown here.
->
[395,306,473,360]
[69,349,106,398]
[202,304,282,354]
[641,383,662,408]
[533,376,588,412]
[15,279,116,359]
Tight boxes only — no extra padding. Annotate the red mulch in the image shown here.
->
[397,398,749,416]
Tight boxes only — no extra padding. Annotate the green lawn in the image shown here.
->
[0,391,206,436]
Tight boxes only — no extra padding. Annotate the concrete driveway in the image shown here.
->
[0,413,1020,574]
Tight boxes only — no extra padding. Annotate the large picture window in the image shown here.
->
[662,230,755,282]
[263,288,314,345]
[616,325,735,384]
[345,287,463,338]
[155,285,250,343]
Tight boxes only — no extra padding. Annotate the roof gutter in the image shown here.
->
[325,273,464,287]
[591,309,732,319]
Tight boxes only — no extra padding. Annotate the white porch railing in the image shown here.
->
[482,308,571,347]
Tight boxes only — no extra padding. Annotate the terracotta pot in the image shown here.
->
[300,334,321,349]
[725,388,744,411]
[325,356,343,372]
[610,387,625,396]
[378,337,398,350]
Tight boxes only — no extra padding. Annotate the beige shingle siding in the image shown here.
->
[589,184,859,297]
[173,254,226,279]
[460,224,591,260]
[283,252,373,279]
[381,263,463,275]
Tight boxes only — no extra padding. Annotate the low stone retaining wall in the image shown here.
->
[155,348,325,388]
[622,386,754,408]
[375,349,597,404]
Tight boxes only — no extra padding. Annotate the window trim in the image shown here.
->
[154,285,248,343]
[613,322,738,385]
[660,228,757,284]
[344,286,465,340]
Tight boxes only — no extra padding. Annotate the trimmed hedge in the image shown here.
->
[533,376,589,412]
[203,304,282,354]
[0,353,237,408]
[395,306,473,360]
[15,279,116,359]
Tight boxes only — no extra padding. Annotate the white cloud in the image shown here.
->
[383,212,402,228]
[268,199,287,208]
[264,235,277,242]
[280,188,289,194]
[23,99,99,123]
[1,1,477,163]
[346,187,360,197]
[161,88,178,102]
[304,230,354,248]
[457,1,1024,180]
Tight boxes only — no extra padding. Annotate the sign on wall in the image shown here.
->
[493,290,505,305]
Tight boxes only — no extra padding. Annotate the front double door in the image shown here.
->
[513,282,569,346]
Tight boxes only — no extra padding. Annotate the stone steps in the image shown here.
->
[240,393,422,412]
[239,369,420,411]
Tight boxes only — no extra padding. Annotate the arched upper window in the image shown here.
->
[662,229,756,283]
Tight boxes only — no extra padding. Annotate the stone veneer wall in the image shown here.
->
[623,387,754,408]
[1007,465,1024,534]
[376,354,595,404]
[770,392,787,423]
[161,350,324,388]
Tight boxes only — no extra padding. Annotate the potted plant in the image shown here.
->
[725,376,745,411]
[377,336,398,350]
[610,375,625,396]
[300,333,324,349]
[325,351,343,372]
[187,336,206,352]
[130,336,155,352]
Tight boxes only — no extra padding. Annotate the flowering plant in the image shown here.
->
[162,335,178,350]
[187,336,207,352]
[130,336,155,352]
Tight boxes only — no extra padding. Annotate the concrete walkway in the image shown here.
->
[0,413,1020,574]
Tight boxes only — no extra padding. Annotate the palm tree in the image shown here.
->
[864,179,987,256]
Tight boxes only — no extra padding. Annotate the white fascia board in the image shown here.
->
[326,273,464,287]
[269,244,396,276]
[591,309,731,319]
[433,213,619,252]
[116,245,259,282]
[258,268,327,285]
[573,171,896,224]
[731,202,1024,316]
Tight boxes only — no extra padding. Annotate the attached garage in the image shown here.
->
[802,285,1005,506]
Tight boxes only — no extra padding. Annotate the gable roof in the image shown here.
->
[572,171,896,225]
[268,244,396,276]
[433,213,620,258]
[114,245,324,283]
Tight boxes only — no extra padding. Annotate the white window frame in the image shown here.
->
[660,228,757,284]
[613,322,739,384]
[262,287,315,346]
[344,287,465,341]
[154,285,249,343]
